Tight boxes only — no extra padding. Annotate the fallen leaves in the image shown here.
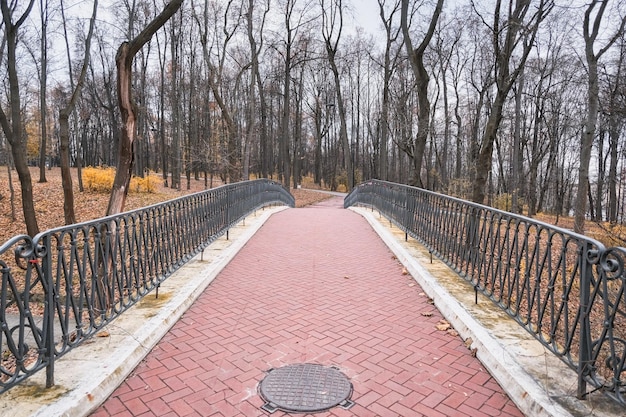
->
[464,337,473,348]
[435,319,460,337]
[464,337,478,356]
[0,167,331,242]
[290,189,334,208]
[436,319,451,331]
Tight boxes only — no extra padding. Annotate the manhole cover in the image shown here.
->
[258,363,354,413]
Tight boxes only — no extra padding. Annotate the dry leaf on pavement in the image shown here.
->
[436,319,451,331]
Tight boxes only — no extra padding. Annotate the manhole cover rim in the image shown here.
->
[258,363,353,413]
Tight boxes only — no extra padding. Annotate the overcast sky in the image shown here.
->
[352,0,384,34]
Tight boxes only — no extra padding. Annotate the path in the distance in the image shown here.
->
[91,196,523,417]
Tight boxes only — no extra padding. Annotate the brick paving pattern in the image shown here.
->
[91,197,523,417]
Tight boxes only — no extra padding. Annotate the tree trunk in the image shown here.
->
[377,0,402,181]
[321,0,353,191]
[107,0,183,216]
[595,130,606,222]
[401,0,443,188]
[511,73,523,214]
[471,94,506,204]
[58,0,97,225]
[574,0,626,233]
[38,0,48,183]
[281,39,292,189]
[170,19,181,190]
[470,0,552,204]
[0,0,39,236]
[608,119,619,223]
[59,113,76,224]
[292,70,305,188]
[328,54,353,190]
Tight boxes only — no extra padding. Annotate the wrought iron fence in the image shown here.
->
[345,179,626,406]
[0,179,294,394]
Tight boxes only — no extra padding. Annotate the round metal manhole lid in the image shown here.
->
[258,363,354,413]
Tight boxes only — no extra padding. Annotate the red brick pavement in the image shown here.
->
[91,197,523,417]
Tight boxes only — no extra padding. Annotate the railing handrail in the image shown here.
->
[0,179,294,394]
[345,179,626,407]
[346,180,609,250]
[30,179,292,239]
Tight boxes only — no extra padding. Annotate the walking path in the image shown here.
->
[92,197,521,417]
[4,197,622,417]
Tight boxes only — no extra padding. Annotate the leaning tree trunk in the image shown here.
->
[107,0,183,216]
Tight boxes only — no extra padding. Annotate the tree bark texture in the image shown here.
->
[59,0,97,225]
[107,0,183,216]
[401,0,443,188]
[0,0,39,236]
[575,0,626,233]
[470,0,552,204]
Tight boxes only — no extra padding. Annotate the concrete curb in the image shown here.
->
[351,206,623,417]
[2,206,287,417]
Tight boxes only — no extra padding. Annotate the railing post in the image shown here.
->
[226,187,230,240]
[577,243,594,399]
[42,234,55,388]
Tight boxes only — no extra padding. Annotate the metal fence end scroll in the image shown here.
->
[0,179,293,394]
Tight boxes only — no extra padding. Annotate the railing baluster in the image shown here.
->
[0,179,293,394]
[345,179,625,407]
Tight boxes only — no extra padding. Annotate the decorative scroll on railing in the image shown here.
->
[0,179,294,393]
[345,180,626,407]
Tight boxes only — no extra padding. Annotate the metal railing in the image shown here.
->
[0,179,294,393]
[345,179,626,407]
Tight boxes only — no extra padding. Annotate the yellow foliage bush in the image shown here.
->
[493,193,513,212]
[82,166,115,192]
[130,172,158,194]
[82,167,158,194]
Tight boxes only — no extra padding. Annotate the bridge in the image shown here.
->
[0,180,624,416]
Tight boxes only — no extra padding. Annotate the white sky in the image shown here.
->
[352,0,384,33]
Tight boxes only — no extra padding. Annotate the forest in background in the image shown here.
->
[1,0,626,240]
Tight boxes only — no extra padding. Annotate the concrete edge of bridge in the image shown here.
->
[351,206,624,417]
[1,205,289,417]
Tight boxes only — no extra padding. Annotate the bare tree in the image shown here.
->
[321,0,353,190]
[58,0,97,225]
[377,0,403,181]
[470,0,553,205]
[37,0,48,183]
[170,8,182,190]
[107,0,184,216]
[604,36,626,224]
[574,0,626,233]
[0,0,39,236]
[431,13,463,192]
[400,0,443,188]
[244,0,270,181]
[193,0,243,184]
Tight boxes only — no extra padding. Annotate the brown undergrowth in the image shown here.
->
[0,167,331,242]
